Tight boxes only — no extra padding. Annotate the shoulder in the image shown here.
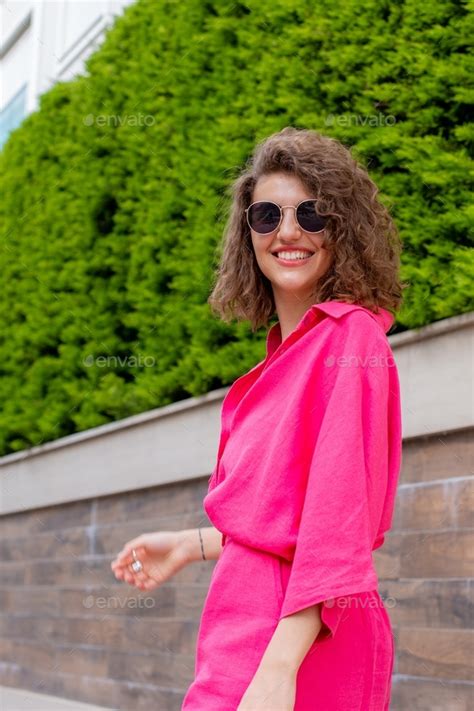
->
[318,307,388,356]
[311,301,393,342]
[307,307,395,393]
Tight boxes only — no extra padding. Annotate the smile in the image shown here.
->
[271,249,316,265]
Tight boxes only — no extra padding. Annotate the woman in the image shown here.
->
[111,127,405,710]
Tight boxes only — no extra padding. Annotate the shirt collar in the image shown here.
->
[265,300,395,358]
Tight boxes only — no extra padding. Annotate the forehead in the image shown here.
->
[252,172,315,204]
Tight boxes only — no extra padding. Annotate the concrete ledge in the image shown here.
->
[392,311,473,439]
[0,389,227,515]
[389,310,474,346]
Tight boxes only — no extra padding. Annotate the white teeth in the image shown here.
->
[275,251,313,260]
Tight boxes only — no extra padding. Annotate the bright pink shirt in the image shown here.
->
[203,300,402,622]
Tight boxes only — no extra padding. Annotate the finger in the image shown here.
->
[112,554,137,570]
[134,572,157,591]
[132,575,151,590]
[123,570,138,586]
[124,554,158,584]
[115,544,145,563]
[112,540,143,563]
[133,554,166,581]
[113,544,147,567]
[113,561,146,585]
[128,561,161,588]
[112,560,141,585]
[130,567,149,586]
[114,565,156,590]
[122,540,146,558]
[111,560,132,575]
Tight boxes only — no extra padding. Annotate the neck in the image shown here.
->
[273,289,317,343]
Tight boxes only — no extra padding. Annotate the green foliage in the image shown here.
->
[0,0,472,454]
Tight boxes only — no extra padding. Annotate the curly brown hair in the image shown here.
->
[208,126,406,332]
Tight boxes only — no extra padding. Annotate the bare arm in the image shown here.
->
[178,526,224,563]
[237,604,323,710]
[259,603,323,672]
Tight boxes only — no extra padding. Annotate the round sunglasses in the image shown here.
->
[245,199,327,235]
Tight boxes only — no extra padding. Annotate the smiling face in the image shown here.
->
[249,172,333,307]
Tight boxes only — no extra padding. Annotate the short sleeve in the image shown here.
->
[278,340,390,641]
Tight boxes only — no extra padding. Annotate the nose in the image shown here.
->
[277,206,301,241]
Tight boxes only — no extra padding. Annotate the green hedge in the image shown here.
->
[0,0,472,455]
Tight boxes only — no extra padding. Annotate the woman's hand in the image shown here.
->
[110,530,193,591]
[237,664,296,711]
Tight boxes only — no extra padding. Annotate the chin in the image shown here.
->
[270,274,318,294]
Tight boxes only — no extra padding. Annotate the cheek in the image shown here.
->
[319,250,334,274]
[251,234,271,261]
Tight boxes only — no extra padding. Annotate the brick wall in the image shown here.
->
[0,427,472,710]
[0,477,214,710]
[378,426,473,710]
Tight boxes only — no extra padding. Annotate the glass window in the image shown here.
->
[0,84,27,149]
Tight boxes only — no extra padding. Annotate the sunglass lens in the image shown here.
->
[248,202,280,234]
[297,201,327,232]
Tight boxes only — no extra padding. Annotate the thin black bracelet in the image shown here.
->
[198,527,206,560]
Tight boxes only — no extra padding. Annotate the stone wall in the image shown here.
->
[382,426,473,710]
[0,477,213,710]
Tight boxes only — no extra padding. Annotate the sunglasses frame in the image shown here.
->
[245,199,327,235]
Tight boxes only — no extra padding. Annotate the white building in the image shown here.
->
[0,0,133,147]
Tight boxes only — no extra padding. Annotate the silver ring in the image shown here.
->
[131,548,143,573]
